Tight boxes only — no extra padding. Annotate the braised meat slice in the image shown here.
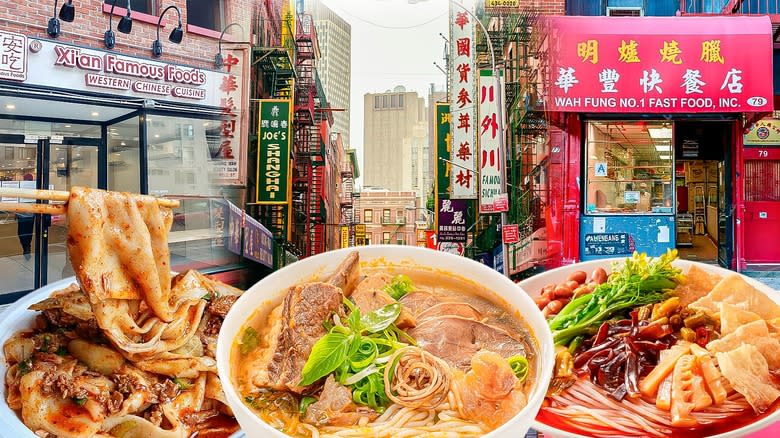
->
[303,375,378,426]
[328,251,361,296]
[250,282,344,393]
[351,272,416,328]
[399,291,441,317]
[408,316,527,371]
[417,302,481,323]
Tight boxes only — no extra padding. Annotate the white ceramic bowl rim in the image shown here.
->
[216,245,556,438]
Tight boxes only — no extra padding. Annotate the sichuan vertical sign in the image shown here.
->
[545,16,773,113]
[435,103,452,197]
[256,99,291,203]
[449,3,477,199]
[478,70,504,213]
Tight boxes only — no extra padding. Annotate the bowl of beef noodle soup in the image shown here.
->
[217,245,555,438]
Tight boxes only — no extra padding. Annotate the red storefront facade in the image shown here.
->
[542,15,776,271]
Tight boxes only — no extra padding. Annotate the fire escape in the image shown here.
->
[251,2,297,262]
[340,149,357,245]
[291,14,328,258]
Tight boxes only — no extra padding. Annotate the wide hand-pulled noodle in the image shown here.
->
[232,251,539,437]
[538,255,780,438]
[4,187,241,438]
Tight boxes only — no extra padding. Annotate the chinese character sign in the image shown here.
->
[438,198,469,243]
[478,70,504,213]
[435,103,451,197]
[210,48,246,185]
[209,199,228,249]
[256,99,292,203]
[546,16,773,113]
[227,201,243,255]
[449,4,477,199]
[244,214,274,268]
[340,226,349,249]
[0,31,27,81]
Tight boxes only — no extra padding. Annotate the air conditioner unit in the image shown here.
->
[606,7,643,16]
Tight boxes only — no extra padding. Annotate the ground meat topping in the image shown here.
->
[113,373,144,394]
[203,316,223,337]
[182,408,219,426]
[42,309,79,328]
[145,405,163,426]
[106,391,124,414]
[41,371,88,400]
[149,379,180,404]
[207,295,238,318]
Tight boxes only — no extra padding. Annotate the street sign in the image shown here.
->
[426,230,437,249]
[438,241,464,256]
[493,193,509,212]
[502,224,520,244]
[355,224,366,246]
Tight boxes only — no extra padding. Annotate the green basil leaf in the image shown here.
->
[299,332,351,386]
[361,303,401,333]
[347,306,362,333]
[299,396,317,415]
[240,327,260,355]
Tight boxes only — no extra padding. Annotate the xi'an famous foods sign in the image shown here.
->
[0,32,248,185]
[256,99,291,204]
[545,16,773,113]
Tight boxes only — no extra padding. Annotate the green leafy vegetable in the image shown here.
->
[299,299,415,411]
[240,327,260,355]
[383,275,414,300]
[299,332,352,386]
[508,355,529,383]
[299,396,317,415]
[72,396,87,406]
[17,358,32,376]
[202,293,212,301]
[109,420,137,437]
[361,303,401,333]
[173,377,192,390]
[55,346,68,356]
[548,250,682,346]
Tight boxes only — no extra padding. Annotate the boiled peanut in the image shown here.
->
[553,284,573,299]
[542,289,556,300]
[544,299,565,317]
[566,271,588,284]
[590,267,608,284]
[564,280,580,291]
[535,295,551,309]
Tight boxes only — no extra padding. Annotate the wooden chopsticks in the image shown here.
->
[0,187,180,215]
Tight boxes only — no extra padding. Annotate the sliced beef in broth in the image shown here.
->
[417,302,481,323]
[250,282,344,393]
[352,287,416,329]
[398,291,441,317]
[409,316,527,371]
[327,251,360,296]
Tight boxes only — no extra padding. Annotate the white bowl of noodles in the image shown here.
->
[520,258,780,438]
[217,245,555,438]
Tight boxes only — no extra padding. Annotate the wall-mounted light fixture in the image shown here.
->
[47,0,75,38]
[104,0,133,49]
[214,23,244,69]
[151,5,183,58]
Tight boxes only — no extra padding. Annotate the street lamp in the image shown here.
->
[215,23,244,69]
[47,0,76,38]
[104,0,133,49]
[151,5,184,58]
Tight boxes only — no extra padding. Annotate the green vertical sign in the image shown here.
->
[256,99,291,204]
[435,103,451,197]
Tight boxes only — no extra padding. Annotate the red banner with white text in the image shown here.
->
[545,16,773,113]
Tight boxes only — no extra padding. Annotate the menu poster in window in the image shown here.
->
[243,215,273,268]
[438,198,468,243]
[624,191,640,204]
[209,199,228,248]
[584,233,635,256]
[1,181,18,203]
[256,99,292,204]
[227,201,243,255]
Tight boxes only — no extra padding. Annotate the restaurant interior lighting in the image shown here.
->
[214,23,243,69]
[47,0,75,38]
[659,154,672,160]
[104,0,133,49]
[152,5,184,58]
[5,104,15,110]
[655,144,671,152]
[648,127,673,139]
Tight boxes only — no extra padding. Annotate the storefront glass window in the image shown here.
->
[146,114,240,272]
[585,121,674,215]
[108,116,140,193]
[186,0,224,31]
[104,0,156,15]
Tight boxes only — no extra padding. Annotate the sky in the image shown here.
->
[318,0,450,187]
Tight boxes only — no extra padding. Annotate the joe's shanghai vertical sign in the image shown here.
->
[545,16,772,113]
[449,3,477,199]
[256,99,291,203]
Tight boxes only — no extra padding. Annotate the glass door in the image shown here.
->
[46,136,100,284]
[0,134,38,299]
[717,160,733,267]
